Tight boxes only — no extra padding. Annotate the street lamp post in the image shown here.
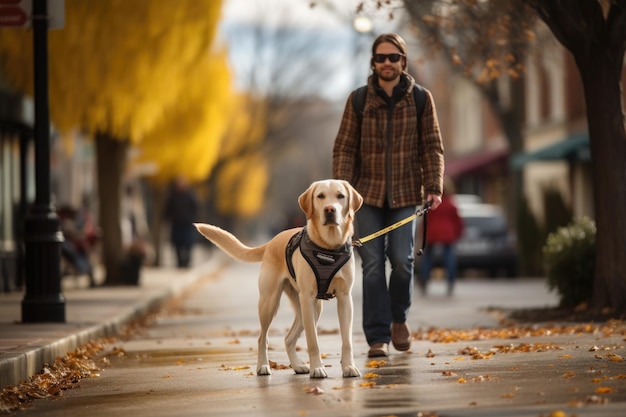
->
[21,0,65,323]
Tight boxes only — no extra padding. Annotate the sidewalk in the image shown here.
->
[0,246,219,389]
[3,251,626,416]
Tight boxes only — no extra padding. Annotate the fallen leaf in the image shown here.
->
[595,386,614,394]
[585,394,610,404]
[305,386,324,395]
[366,359,387,368]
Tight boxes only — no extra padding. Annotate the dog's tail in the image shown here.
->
[194,223,266,263]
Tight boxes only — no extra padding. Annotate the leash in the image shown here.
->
[352,201,432,255]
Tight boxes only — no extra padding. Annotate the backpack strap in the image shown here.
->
[412,83,426,123]
[351,85,368,127]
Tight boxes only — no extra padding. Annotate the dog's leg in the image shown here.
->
[300,295,327,378]
[256,270,283,376]
[336,291,360,377]
[284,288,309,374]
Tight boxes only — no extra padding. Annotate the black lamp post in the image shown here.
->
[21,0,65,323]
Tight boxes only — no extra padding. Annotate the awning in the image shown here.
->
[511,133,589,170]
[445,148,509,179]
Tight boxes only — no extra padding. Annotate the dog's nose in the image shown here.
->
[324,206,336,214]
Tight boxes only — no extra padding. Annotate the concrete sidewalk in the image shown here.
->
[0,247,220,389]
[3,252,626,417]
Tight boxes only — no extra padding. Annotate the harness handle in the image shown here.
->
[416,200,433,256]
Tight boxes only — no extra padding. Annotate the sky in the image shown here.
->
[222,0,398,29]
[219,0,405,100]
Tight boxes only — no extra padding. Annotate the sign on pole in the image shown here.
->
[0,0,64,29]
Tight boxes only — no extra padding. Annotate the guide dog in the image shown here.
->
[194,179,363,378]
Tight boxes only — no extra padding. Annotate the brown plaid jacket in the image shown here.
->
[332,73,445,209]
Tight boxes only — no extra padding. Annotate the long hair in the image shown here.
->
[370,33,408,71]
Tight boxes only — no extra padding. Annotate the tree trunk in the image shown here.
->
[577,52,626,314]
[528,0,626,314]
[95,132,128,285]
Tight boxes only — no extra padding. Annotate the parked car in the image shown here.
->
[416,199,519,278]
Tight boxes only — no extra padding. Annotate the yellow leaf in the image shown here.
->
[366,359,387,368]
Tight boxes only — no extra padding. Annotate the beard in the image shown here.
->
[376,66,401,82]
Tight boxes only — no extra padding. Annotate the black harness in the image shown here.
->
[285,228,353,300]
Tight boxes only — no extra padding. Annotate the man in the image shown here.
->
[333,33,444,358]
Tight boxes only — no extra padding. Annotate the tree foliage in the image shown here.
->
[0,0,225,144]
[401,0,537,83]
[136,48,234,183]
[0,0,234,283]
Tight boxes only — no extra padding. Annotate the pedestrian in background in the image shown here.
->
[333,33,445,358]
[418,177,464,296]
[164,176,199,268]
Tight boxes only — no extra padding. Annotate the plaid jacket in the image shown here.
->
[332,73,444,209]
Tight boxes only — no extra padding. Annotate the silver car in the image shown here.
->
[417,198,518,278]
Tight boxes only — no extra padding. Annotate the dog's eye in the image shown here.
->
[317,193,326,199]
[337,193,345,199]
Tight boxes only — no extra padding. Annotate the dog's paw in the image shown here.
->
[310,367,328,379]
[292,364,310,375]
[256,365,272,376]
[342,365,361,378]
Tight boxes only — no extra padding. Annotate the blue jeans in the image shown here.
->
[356,204,415,346]
[419,243,458,285]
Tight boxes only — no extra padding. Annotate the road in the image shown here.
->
[13,253,626,417]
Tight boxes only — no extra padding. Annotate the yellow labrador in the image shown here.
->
[194,179,363,378]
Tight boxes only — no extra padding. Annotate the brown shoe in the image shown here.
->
[367,343,389,358]
[391,322,411,351]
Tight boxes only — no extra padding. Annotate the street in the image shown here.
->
[11,253,626,417]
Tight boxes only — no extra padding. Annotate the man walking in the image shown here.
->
[333,33,445,357]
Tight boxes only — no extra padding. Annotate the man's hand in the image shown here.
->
[426,194,442,210]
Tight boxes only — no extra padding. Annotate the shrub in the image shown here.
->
[542,217,596,308]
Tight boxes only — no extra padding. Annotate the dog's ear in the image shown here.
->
[342,180,363,218]
[298,183,315,219]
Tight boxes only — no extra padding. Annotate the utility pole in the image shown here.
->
[21,0,65,323]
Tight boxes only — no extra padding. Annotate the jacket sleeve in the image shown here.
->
[332,92,360,184]
[418,89,445,196]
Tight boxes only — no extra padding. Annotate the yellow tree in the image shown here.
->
[135,48,234,264]
[0,0,229,284]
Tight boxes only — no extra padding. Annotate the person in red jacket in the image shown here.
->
[418,178,464,296]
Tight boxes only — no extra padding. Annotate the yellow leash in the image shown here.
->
[352,202,432,247]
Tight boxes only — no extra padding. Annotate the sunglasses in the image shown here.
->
[373,53,404,63]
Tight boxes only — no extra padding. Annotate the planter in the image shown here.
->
[119,254,144,286]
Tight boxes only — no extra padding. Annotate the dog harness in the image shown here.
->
[285,228,353,300]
